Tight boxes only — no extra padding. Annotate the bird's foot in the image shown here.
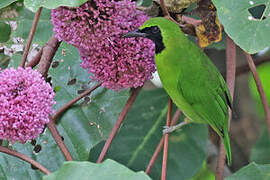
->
[163,125,180,134]
[163,121,187,135]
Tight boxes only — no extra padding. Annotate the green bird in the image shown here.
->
[123,17,232,164]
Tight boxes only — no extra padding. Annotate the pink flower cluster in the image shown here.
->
[0,67,55,143]
[51,0,155,90]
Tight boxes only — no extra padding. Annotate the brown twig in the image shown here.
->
[145,109,182,174]
[97,87,142,163]
[20,7,43,68]
[161,99,173,180]
[244,52,270,136]
[47,118,73,161]
[0,146,50,174]
[26,47,43,68]
[216,36,236,180]
[38,35,61,77]
[35,35,72,160]
[52,82,102,122]
[160,0,170,17]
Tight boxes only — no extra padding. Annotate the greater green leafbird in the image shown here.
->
[123,17,232,164]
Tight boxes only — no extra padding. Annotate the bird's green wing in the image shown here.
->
[177,63,231,136]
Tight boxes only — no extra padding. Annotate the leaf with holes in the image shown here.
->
[43,159,151,180]
[213,0,270,54]
[24,0,88,12]
[226,162,270,180]
[0,42,129,179]
[89,89,208,180]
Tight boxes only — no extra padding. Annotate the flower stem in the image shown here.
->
[161,98,173,180]
[216,36,236,180]
[244,52,270,137]
[97,87,142,163]
[20,7,43,68]
[146,109,181,174]
[0,146,51,175]
[53,82,102,122]
[47,118,73,161]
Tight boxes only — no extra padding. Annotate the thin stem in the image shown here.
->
[26,47,43,68]
[216,36,236,180]
[0,146,50,175]
[146,109,182,174]
[47,118,73,161]
[161,98,173,180]
[159,0,170,17]
[244,52,270,136]
[97,87,142,163]
[20,7,42,67]
[53,82,102,122]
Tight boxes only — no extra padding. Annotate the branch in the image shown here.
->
[47,117,73,161]
[52,82,102,122]
[97,87,142,163]
[0,146,50,175]
[37,35,61,77]
[244,52,270,136]
[216,36,236,180]
[26,46,43,68]
[159,0,170,17]
[146,109,182,174]
[20,7,43,68]
[161,98,173,180]
[35,36,72,160]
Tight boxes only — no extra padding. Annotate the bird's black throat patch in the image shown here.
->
[139,26,165,54]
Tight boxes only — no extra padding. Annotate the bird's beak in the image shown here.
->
[121,29,147,38]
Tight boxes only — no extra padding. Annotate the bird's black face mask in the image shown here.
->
[122,26,165,54]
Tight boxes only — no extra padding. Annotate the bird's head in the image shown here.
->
[122,17,181,54]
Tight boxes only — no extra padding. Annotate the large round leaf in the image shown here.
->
[213,0,270,54]
[43,159,151,180]
[226,162,270,180]
[24,0,88,12]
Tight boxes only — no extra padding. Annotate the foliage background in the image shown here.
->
[0,0,270,179]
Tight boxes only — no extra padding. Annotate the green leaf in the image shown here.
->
[24,0,88,12]
[43,159,151,180]
[0,42,129,179]
[213,0,270,54]
[90,89,208,180]
[226,162,270,180]
[249,62,270,117]
[250,129,270,164]
[0,21,11,42]
[12,7,52,46]
[0,0,17,9]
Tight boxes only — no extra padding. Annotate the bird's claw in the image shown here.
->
[163,126,178,135]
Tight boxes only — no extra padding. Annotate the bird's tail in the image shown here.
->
[222,131,232,165]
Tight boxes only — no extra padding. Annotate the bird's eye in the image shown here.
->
[152,26,160,34]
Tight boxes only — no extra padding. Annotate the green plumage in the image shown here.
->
[125,17,232,164]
